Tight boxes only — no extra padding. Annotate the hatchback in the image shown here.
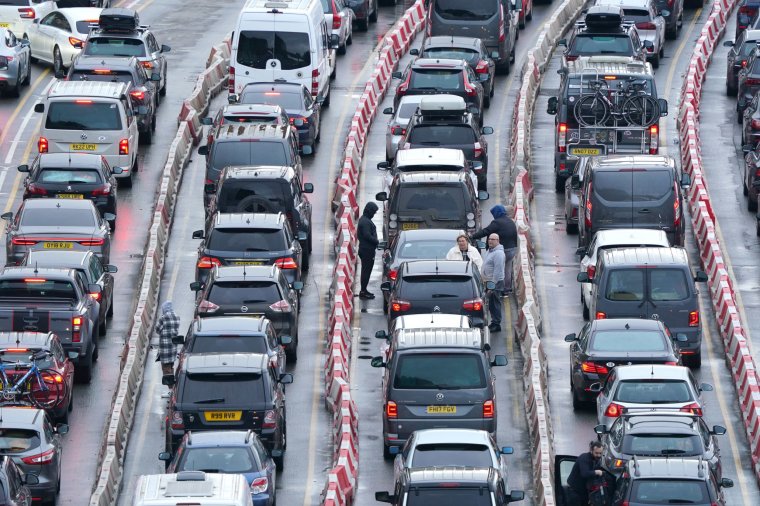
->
[737,46,760,122]
[202,104,290,147]
[724,29,760,95]
[594,0,666,67]
[383,95,423,162]
[742,91,760,150]
[742,140,760,211]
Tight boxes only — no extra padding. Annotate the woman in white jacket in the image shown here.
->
[445,234,483,270]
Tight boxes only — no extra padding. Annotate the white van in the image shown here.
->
[230,0,339,107]
[132,471,253,506]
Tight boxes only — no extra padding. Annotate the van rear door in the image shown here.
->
[631,168,675,235]
[590,169,635,232]
[646,267,695,337]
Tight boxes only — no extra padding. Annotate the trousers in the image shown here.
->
[488,280,504,325]
[360,255,374,292]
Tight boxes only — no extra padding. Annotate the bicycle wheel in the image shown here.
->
[574,95,610,127]
[28,370,66,410]
[622,95,660,127]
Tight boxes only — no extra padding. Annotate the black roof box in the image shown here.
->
[98,8,140,32]
[584,5,624,30]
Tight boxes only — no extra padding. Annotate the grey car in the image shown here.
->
[0,29,31,98]
[3,199,113,266]
[0,408,68,505]
[383,95,423,162]
[723,29,760,96]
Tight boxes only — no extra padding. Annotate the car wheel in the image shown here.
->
[53,46,65,79]
[582,297,590,320]
[7,76,20,98]
[338,42,347,55]
[23,58,31,85]
[484,94,491,108]
[651,52,660,68]
[323,85,331,107]
[347,28,353,45]
[331,63,336,80]
[571,381,583,411]
[98,317,107,337]
[140,124,153,145]
[285,327,299,362]
[565,216,578,234]
[554,175,565,193]
[749,192,758,212]
[686,351,702,368]
[383,443,394,460]
[76,345,94,383]
[274,430,286,470]
[519,13,526,29]
[369,0,378,22]
[107,297,114,317]
[119,172,133,188]
[496,58,510,75]
[526,4,532,20]
[666,22,678,40]
[738,109,744,124]
[357,17,369,31]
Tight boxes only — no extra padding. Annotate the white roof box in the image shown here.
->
[419,95,466,114]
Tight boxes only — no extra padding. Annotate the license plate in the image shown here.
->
[70,143,97,151]
[426,405,456,414]
[232,261,265,266]
[0,23,9,28]
[43,242,73,249]
[56,194,84,199]
[203,410,242,422]
[401,222,420,231]
[570,147,602,156]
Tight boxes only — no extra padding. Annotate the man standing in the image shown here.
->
[566,441,605,506]
[357,202,379,299]
[481,233,505,332]
[471,204,518,293]
[156,300,180,377]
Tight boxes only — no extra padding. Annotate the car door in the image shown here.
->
[52,338,73,386]
[30,12,55,61]
[554,455,577,506]
[265,323,285,373]
[645,267,692,332]
[90,255,112,313]
[42,414,62,477]
[6,462,29,506]
[651,3,665,48]
[596,369,617,421]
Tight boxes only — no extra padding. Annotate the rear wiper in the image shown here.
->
[665,500,696,504]
[413,87,443,91]
[193,398,225,404]
[431,294,458,298]
[418,141,441,146]
[649,400,683,404]
[67,181,90,184]
[242,300,267,304]
[659,449,687,455]
[197,469,220,473]
[244,248,267,252]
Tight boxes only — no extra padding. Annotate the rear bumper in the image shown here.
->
[383,417,496,447]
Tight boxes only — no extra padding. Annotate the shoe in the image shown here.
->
[359,291,376,299]
[488,324,501,332]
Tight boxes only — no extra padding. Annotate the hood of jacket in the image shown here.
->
[487,243,505,253]
[490,205,507,219]
[363,202,379,218]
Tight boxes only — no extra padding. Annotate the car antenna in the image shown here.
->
[625,322,629,330]
[243,264,247,277]
[34,261,38,275]
[435,256,439,274]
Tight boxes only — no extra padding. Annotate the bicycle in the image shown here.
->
[0,350,67,410]
[573,79,660,128]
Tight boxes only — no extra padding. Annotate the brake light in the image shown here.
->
[612,458,627,469]
[269,300,292,312]
[91,185,111,196]
[595,311,606,319]
[263,409,277,429]
[391,126,406,136]
[483,399,494,418]
[23,279,45,284]
[636,22,657,30]
[751,120,760,130]
[68,37,83,48]
[742,60,748,68]
[17,7,34,19]
[332,11,341,29]
[25,183,47,196]
[649,125,659,154]
[664,361,678,366]
[755,166,760,178]
[196,256,221,269]
[391,299,411,312]
[72,316,82,342]
[79,238,104,246]
[581,361,609,375]
[680,402,703,416]
[251,477,269,495]
[311,68,319,96]
[130,90,145,101]
[12,238,38,246]
[474,141,483,158]
[38,137,48,153]
[673,185,681,228]
[584,184,593,229]
[289,117,309,125]
[274,257,297,269]
[565,55,579,62]
[604,402,623,418]
[498,4,506,42]
[689,311,699,327]
[462,298,483,311]
[75,100,93,104]
[89,291,102,302]
[386,401,397,418]
[475,60,490,74]
[197,300,219,313]
[21,449,54,465]
[140,61,153,69]
[587,265,596,279]
[388,269,398,281]
[170,411,184,430]
[119,139,129,155]
[229,66,235,94]
[745,78,760,85]
[465,83,477,97]
[558,123,567,153]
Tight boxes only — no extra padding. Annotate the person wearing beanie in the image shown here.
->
[471,204,518,293]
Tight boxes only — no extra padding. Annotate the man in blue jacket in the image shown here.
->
[471,204,518,293]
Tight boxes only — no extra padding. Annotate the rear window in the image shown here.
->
[38,169,102,184]
[570,35,633,55]
[614,380,693,403]
[207,228,287,251]
[400,275,476,299]
[181,373,266,404]
[422,48,480,64]
[0,279,77,300]
[409,69,464,91]
[237,30,311,70]
[207,281,282,305]
[239,90,304,110]
[605,269,645,301]
[393,353,486,389]
[210,142,289,177]
[623,9,651,22]
[631,170,673,201]
[740,39,760,56]
[68,70,134,85]
[649,269,690,301]
[217,182,287,213]
[0,429,40,454]
[396,100,422,121]
[0,349,54,369]
[320,0,333,13]
[406,489,492,505]
[46,102,122,131]
[188,335,268,355]
[394,184,468,217]
[0,0,33,5]
[623,434,702,456]
[589,330,666,352]
[75,20,100,34]
[411,444,492,467]
[408,125,477,145]
[20,208,96,227]
[593,170,672,202]
[83,37,146,57]
[396,239,454,259]
[630,480,710,504]
[433,0,499,20]
[177,447,257,474]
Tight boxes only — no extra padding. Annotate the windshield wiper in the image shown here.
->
[193,398,225,404]
[665,500,696,504]
[659,449,687,455]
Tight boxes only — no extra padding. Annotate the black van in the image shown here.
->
[575,155,689,248]
[577,247,708,367]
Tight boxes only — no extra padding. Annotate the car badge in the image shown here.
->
[270,61,277,68]
[651,314,659,320]
[606,362,615,368]
[67,185,72,191]
[433,306,441,312]
[435,393,444,401]
[98,136,106,141]
[241,305,248,313]
[81,133,88,140]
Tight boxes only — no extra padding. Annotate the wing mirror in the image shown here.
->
[302,145,313,155]
[700,383,713,392]
[24,474,39,486]
[481,126,494,135]
[192,230,204,239]
[570,174,581,189]
[724,40,735,47]
[200,116,213,126]
[491,354,508,367]
[112,167,124,175]
[589,383,602,393]
[478,190,490,200]
[55,423,69,435]
[391,71,403,79]
[161,374,175,386]
[279,373,294,384]
[674,333,688,343]
[189,281,204,292]
[16,164,28,173]
[279,335,293,345]
[137,106,149,116]
[383,107,393,115]
[161,44,171,53]
[370,356,386,368]
[228,94,239,104]
[158,452,172,461]
[409,48,419,55]
[198,145,209,156]
[377,240,388,250]
[471,317,485,329]
[577,272,590,283]
[660,9,670,17]
[204,182,216,194]
[291,281,304,291]
[377,161,389,170]
[564,333,578,342]
[711,425,727,435]
[375,330,389,340]
[330,34,340,49]
[506,490,525,502]
[594,424,609,435]
[303,182,314,193]
[106,265,118,273]
[680,173,691,188]
[151,73,161,82]
[67,351,79,360]
[375,191,388,201]
[171,335,185,345]
[658,98,668,116]
[547,96,558,115]
[380,281,391,291]
[501,446,514,455]
[88,284,102,294]
[297,231,308,241]
[558,38,567,47]
[694,270,708,282]
[103,213,116,223]
[1,212,12,221]
[575,246,587,256]
[643,40,654,49]
[34,103,44,113]
[485,280,496,290]
[375,492,395,503]
[721,478,734,489]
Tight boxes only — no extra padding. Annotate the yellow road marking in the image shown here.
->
[3,117,40,214]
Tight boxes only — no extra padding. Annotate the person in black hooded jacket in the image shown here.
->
[357,202,379,299]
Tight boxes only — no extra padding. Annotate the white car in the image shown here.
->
[595,0,667,67]
[383,95,423,161]
[0,0,55,40]
[321,0,353,55]
[27,7,102,77]
[577,228,669,319]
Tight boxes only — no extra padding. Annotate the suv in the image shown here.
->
[737,46,760,122]
[370,328,507,458]
[66,55,160,144]
[82,8,170,96]
[197,124,302,208]
[560,6,651,64]
[375,312,481,358]
[164,352,292,469]
[205,166,314,258]
[202,104,290,147]
[376,172,488,243]
[378,148,479,192]
[724,29,760,96]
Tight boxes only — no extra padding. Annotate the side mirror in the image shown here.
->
[106,265,118,273]
[389,446,400,455]
[694,271,708,282]
[192,230,204,239]
[297,231,308,241]
[377,240,388,250]
[375,491,395,503]
[303,182,314,193]
[189,281,203,292]
[485,280,496,290]
[491,354,508,367]
[723,40,735,47]
[380,281,391,291]
[302,145,313,155]
[280,335,293,345]
[200,116,213,126]
[643,40,654,49]
[270,449,283,458]
[491,51,500,59]
[375,191,388,201]
[468,104,479,115]
[24,474,39,486]
[55,423,69,435]
[370,356,386,368]
[88,284,102,294]
[67,351,78,360]
[658,98,668,116]
[575,246,587,256]
[564,333,577,342]
[151,73,161,82]
[1,212,12,221]
[391,71,403,79]
[198,145,209,156]
[279,373,294,384]
[721,478,734,489]
[481,126,494,135]
[330,34,340,49]
[501,446,514,455]
[680,173,691,188]
[172,335,185,345]
[712,425,727,435]
[506,490,525,502]
[16,164,29,173]
[478,190,490,200]
[589,383,602,393]
[594,424,609,435]
[103,213,116,223]
[161,44,171,53]
[479,73,490,82]
[660,9,670,17]
[700,383,713,392]
[293,118,305,127]
[158,452,172,461]
[112,167,124,175]
[375,330,389,340]
[547,96,558,115]
[558,38,567,47]
[34,103,44,113]
[675,333,688,343]
[228,94,239,104]
[570,174,580,189]
[204,182,216,194]
[409,48,419,55]
[472,161,483,172]
[383,107,393,115]
[377,161,389,170]
[292,281,304,291]
[471,317,485,329]
[577,272,590,283]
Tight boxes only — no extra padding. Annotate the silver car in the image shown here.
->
[0,28,31,97]
[3,198,113,266]
[321,0,353,55]
[591,364,712,429]
[383,95,423,161]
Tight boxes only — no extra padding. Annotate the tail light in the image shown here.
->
[79,238,104,246]
[390,126,406,136]
[25,183,47,196]
[89,291,102,302]
[140,61,154,70]
[587,265,596,280]
[251,477,269,494]
[229,66,235,94]
[12,238,37,246]
[581,361,609,375]
[604,402,623,418]
[390,299,411,312]
[462,298,483,311]
[475,60,490,74]
[689,311,699,327]
[197,300,219,313]
[680,402,703,416]
[21,449,55,465]
[388,269,398,281]
[38,137,48,153]
[465,83,477,97]
[385,401,397,418]
[673,185,681,228]
[751,119,760,130]
[269,300,292,312]
[18,7,35,19]
[332,12,341,29]
[130,90,146,101]
[119,139,129,155]
[595,311,606,319]
[565,55,579,62]
[197,256,221,269]
[558,123,567,153]
[755,166,760,178]
[72,316,82,342]
[311,68,319,97]
[742,60,748,68]
[68,37,83,48]
[483,399,494,418]
[91,185,111,196]
[263,409,277,429]
[584,184,593,229]
[667,0,674,6]
[745,78,760,86]
[636,22,657,30]
[612,458,627,469]
[170,411,184,430]
[649,125,659,154]
[274,257,297,269]
[664,361,678,365]
[474,142,483,158]
[498,4,506,42]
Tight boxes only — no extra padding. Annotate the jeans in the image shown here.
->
[565,486,588,506]
[504,247,517,293]
[360,255,374,292]
[488,280,504,325]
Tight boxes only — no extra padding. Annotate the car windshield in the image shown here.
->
[570,35,633,55]
[410,69,464,91]
[207,228,287,252]
[740,39,760,56]
[408,125,477,145]
[68,70,134,84]
[20,208,95,227]
[237,30,311,70]
[650,269,690,301]
[589,330,666,352]
[396,239,454,259]
[217,181,287,213]
[393,353,486,389]
[45,101,122,131]
[210,142,289,180]
[433,0,498,20]
[394,185,468,218]
[422,48,480,64]
[0,279,77,301]
[0,429,40,454]
[630,479,710,504]
[189,335,268,354]
[83,37,146,57]
[207,281,282,305]
[176,447,258,473]
[623,434,703,456]
[0,348,54,369]
[38,169,102,184]
[239,90,304,110]
[400,275,476,299]
[406,488,493,505]
[614,380,693,403]
[411,444,493,467]
[181,373,265,404]
[605,269,645,301]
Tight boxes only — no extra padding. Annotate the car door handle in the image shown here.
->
[638,208,651,214]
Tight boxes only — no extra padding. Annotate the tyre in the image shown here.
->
[519,14,526,29]
[484,94,491,108]
[7,76,20,98]
[666,23,678,40]
[357,17,369,31]
[98,317,107,337]
[119,173,133,188]
[575,95,610,126]
[53,46,65,78]
[76,346,93,384]
[686,351,702,368]
[496,58,510,75]
[555,175,565,193]
[107,298,114,317]
[749,193,758,212]
[651,52,660,69]
[738,109,744,124]
[383,443,394,460]
[572,382,582,411]
[323,86,331,107]
[526,5,532,20]
[347,31,353,45]
[582,298,590,320]
[622,95,659,127]
[23,59,31,85]
[565,216,578,234]
[160,75,167,97]
[140,125,153,145]
[274,431,286,470]
[369,0,378,21]
[338,42,347,55]
[727,82,737,97]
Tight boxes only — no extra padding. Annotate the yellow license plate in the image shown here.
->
[70,143,97,151]
[0,23,9,28]
[426,405,456,414]
[43,242,73,249]
[203,410,242,422]
[570,147,602,156]
[233,261,265,266]
[401,223,420,231]
[56,194,84,199]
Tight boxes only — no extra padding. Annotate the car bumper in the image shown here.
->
[0,69,21,87]
[297,127,314,147]
[387,133,402,160]
[572,370,607,402]
[253,492,275,506]
[100,154,133,178]
[347,1,368,20]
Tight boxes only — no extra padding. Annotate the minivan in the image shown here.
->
[132,471,253,506]
[577,247,708,367]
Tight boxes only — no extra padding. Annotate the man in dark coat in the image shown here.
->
[357,202,379,299]
[566,441,605,506]
[471,204,518,293]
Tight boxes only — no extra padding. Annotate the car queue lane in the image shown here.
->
[531,5,760,504]
[0,0,248,503]
[116,3,416,504]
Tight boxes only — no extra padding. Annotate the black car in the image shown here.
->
[656,0,682,39]
[565,319,683,409]
[742,91,760,149]
[234,82,322,155]
[737,47,760,122]
[410,36,496,106]
[381,260,491,325]
[205,166,314,260]
[18,153,120,230]
[742,141,760,212]
[191,266,301,358]
[346,0,377,31]
[724,29,760,96]
[192,212,305,286]
[164,352,292,470]
[560,6,650,64]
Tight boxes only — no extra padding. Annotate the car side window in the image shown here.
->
[146,33,159,53]
[53,339,66,363]
[631,29,641,50]
[6,463,22,496]
[612,476,629,503]
[40,12,57,27]
[291,178,302,202]
[697,419,712,448]
[609,419,624,447]
[602,370,616,396]
[42,416,55,441]
[254,438,269,465]
[90,257,104,280]
[266,326,278,350]
[75,270,89,291]
[578,323,591,349]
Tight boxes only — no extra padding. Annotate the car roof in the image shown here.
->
[25,250,94,268]
[220,165,294,181]
[192,316,267,335]
[48,80,128,99]
[221,104,285,117]
[37,153,104,169]
[600,247,690,267]
[0,407,46,427]
[411,58,467,69]
[627,458,710,479]
[395,148,467,167]
[212,212,285,229]
[401,259,475,276]
[213,124,291,142]
[413,429,492,446]
[595,0,651,9]
[0,332,55,348]
[589,318,665,332]
[395,328,485,350]
[0,266,78,280]
[183,353,267,374]
[21,198,97,211]
[58,7,103,21]
[593,228,670,248]
[742,29,760,40]
[397,95,425,107]
[397,229,464,241]
[183,430,255,446]
[423,36,483,49]
[212,265,279,280]
[393,312,472,329]
[397,171,468,183]
[407,466,495,484]
[591,154,675,169]
[613,364,692,380]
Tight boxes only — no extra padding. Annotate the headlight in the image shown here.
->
[389,221,398,229]
[466,212,475,220]
[467,220,476,228]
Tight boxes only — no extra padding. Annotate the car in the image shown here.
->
[392,59,485,127]
[576,228,670,319]
[18,153,120,229]
[234,82,322,155]
[563,157,589,234]
[0,332,75,422]
[742,91,760,150]
[375,312,483,359]
[26,7,102,77]
[0,451,40,505]
[0,28,31,97]
[132,472,252,505]
[410,37,496,106]
[742,140,760,211]
[594,411,725,479]
[0,0,55,41]
[723,29,760,96]
[22,250,117,331]
[55,0,110,6]
[737,0,760,37]
[66,55,160,144]
[320,0,353,54]
[591,364,712,429]
[737,46,760,122]
[164,352,293,470]
[377,149,480,193]
[82,8,170,96]
[519,0,533,29]
[383,95,423,162]
[345,0,376,31]
[3,198,113,266]
[564,319,684,409]
[594,0,666,68]
[158,430,277,506]
[381,260,491,325]
[191,266,302,359]
[655,0,683,39]
[177,316,290,372]
[201,104,291,147]
[0,408,67,505]
[192,212,305,287]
